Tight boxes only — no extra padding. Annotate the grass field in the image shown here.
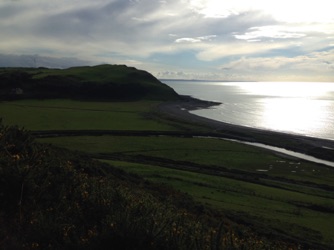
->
[39,135,334,244]
[0,99,176,131]
[118,161,333,242]
[2,99,334,248]
[40,135,334,185]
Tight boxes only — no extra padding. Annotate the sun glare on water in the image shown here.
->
[260,98,329,135]
[236,82,334,136]
[236,82,334,98]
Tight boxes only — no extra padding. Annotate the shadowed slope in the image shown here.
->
[0,64,180,101]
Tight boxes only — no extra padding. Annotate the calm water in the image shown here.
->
[163,80,334,140]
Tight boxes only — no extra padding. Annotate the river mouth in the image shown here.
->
[224,138,334,168]
[193,135,334,167]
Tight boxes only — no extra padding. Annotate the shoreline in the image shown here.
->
[158,96,334,163]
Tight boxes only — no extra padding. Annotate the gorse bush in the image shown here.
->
[0,122,298,249]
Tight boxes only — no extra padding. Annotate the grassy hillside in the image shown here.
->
[0,122,298,249]
[0,65,179,101]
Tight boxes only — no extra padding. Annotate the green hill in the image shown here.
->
[0,65,179,101]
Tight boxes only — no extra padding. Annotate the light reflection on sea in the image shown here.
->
[163,80,334,140]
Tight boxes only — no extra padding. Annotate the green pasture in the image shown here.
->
[39,135,283,170]
[39,135,334,187]
[0,99,175,131]
[98,160,334,244]
[40,135,334,244]
[39,134,334,245]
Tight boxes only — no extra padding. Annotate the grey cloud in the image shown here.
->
[0,53,95,68]
[0,4,20,20]
[219,48,334,81]
[1,0,277,54]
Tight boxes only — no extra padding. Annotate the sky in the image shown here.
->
[1,0,334,81]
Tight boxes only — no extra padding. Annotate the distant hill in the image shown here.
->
[0,64,180,101]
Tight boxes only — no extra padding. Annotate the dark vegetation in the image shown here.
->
[0,65,179,101]
[0,123,299,249]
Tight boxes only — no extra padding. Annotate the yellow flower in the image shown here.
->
[13,154,20,160]
[82,191,89,199]
[31,242,39,248]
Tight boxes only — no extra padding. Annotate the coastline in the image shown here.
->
[158,96,334,163]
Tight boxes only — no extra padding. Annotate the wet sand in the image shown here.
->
[158,96,334,163]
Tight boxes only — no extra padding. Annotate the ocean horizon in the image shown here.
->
[163,80,334,141]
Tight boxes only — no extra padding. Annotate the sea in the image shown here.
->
[163,80,334,141]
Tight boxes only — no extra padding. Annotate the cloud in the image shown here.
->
[157,70,221,80]
[187,0,334,23]
[0,0,333,81]
[196,41,287,61]
[219,48,334,81]
[175,35,216,43]
[186,0,249,18]
[234,26,306,41]
[0,0,276,59]
[0,53,94,68]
